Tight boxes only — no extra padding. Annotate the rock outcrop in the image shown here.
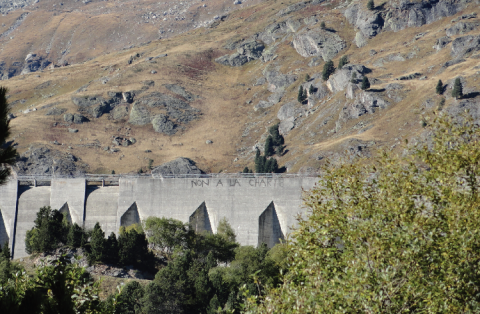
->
[340,91,391,121]
[152,114,177,135]
[151,157,204,176]
[446,21,479,37]
[215,40,265,67]
[451,35,480,58]
[292,28,346,60]
[326,64,370,93]
[21,54,51,75]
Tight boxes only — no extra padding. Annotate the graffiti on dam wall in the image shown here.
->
[191,178,285,188]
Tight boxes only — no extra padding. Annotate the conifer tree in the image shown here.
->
[88,222,105,264]
[265,136,274,157]
[268,124,284,147]
[0,87,17,186]
[351,72,357,83]
[338,55,348,69]
[436,79,443,95]
[2,241,10,260]
[361,76,371,90]
[452,77,463,99]
[243,167,250,173]
[297,86,306,103]
[322,60,335,81]
[367,0,374,10]
[67,223,85,248]
[309,85,315,95]
[305,74,310,82]
[320,21,326,29]
[104,232,119,264]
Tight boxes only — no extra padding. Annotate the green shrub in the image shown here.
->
[322,60,335,81]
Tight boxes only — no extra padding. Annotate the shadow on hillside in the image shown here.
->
[369,88,386,93]
[463,92,480,99]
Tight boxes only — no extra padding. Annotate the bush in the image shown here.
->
[264,135,274,157]
[297,86,306,103]
[25,206,68,254]
[247,115,480,313]
[320,21,326,29]
[88,222,105,264]
[304,74,310,82]
[322,60,335,81]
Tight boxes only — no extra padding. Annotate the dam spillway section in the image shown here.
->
[0,173,318,258]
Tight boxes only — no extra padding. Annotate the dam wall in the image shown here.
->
[0,174,318,259]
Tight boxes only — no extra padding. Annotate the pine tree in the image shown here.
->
[322,60,335,81]
[67,223,85,248]
[255,155,266,173]
[361,76,371,90]
[351,72,358,83]
[338,55,348,69]
[320,21,326,29]
[265,135,274,157]
[297,86,306,103]
[269,124,284,147]
[452,77,463,99]
[0,87,18,186]
[309,85,315,95]
[436,80,443,95]
[104,232,119,264]
[305,74,310,82]
[367,0,374,10]
[88,222,105,264]
[243,167,250,173]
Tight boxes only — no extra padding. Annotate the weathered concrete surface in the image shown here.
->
[14,186,51,259]
[84,186,119,236]
[50,179,86,226]
[6,176,317,258]
[0,177,18,251]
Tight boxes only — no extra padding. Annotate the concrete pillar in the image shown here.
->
[84,186,119,235]
[0,177,18,256]
[14,186,51,259]
[50,178,86,226]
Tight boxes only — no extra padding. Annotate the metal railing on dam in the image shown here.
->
[0,174,320,259]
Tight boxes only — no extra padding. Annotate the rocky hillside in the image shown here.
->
[2,0,480,174]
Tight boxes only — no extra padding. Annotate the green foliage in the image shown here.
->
[322,60,335,81]
[452,77,463,99]
[116,281,145,314]
[248,115,480,313]
[304,74,310,82]
[438,97,446,111]
[264,158,279,173]
[147,159,154,170]
[320,21,326,29]
[308,84,314,95]
[351,71,357,83]
[144,217,194,256]
[361,75,370,90]
[118,228,154,270]
[264,135,274,157]
[255,150,267,173]
[436,79,444,95]
[104,232,119,265]
[338,55,348,69]
[242,167,250,173]
[216,217,236,243]
[88,222,105,264]
[25,206,67,254]
[67,223,86,248]
[0,87,18,186]
[0,255,102,314]
[268,124,284,147]
[297,86,306,103]
[367,0,374,10]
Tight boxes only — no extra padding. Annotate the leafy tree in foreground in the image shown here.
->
[0,87,18,186]
[322,60,335,81]
[144,217,194,257]
[25,206,67,254]
[452,77,463,99]
[246,115,480,313]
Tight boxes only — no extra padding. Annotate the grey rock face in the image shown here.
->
[292,28,346,60]
[128,104,151,125]
[21,54,51,75]
[73,114,88,124]
[112,105,129,120]
[45,108,66,116]
[446,21,479,36]
[259,19,303,45]
[340,91,390,121]
[447,97,480,125]
[151,157,204,175]
[345,4,383,38]
[355,31,368,48]
[254,101,275,111]
[215,40,265,67]
[326,64,369,93]
[152,114,177,135]
[434,36,452,51]
[64,113,74,123]
[264,70,297,92]
[163,84,196,101]
[451,35,480,58]
[14,145,87,176]
[277,102,298,121]
[136,92,190,109]
[71,96,112,118]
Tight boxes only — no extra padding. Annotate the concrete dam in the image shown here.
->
[0,174,318,259]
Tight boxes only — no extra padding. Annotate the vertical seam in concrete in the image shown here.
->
[10,180,19,259]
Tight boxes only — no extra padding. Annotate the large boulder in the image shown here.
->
[446,21,479,37]
[151,114,177,135]
[326,64,369,93]
[128,104,151,125]
[345,4,383,38]
[215,40,265,67]
[151,157,204,176]
[340,91,390,121]
[163,84,196,101]
[433,36,452,51]
[259,19,303,45]
[292,28,346,60]
[136,92,190,109]
[264,70,297,92]
[451,35,480,58]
